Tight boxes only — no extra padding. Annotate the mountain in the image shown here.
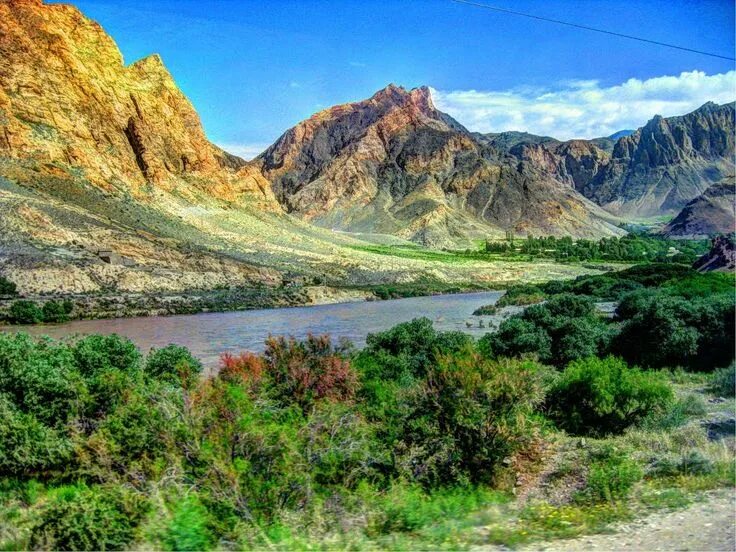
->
[256,84,623,246]
[0,0,275,209]
[1,0,597,297]
[662,181,735,238]
[578,102,735,217]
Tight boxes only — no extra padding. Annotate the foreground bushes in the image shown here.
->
[546,357,673,436]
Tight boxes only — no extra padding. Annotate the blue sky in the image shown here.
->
[55,0,735,157]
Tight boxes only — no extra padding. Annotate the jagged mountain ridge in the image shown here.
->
[578,101,735,217]
[256,85,623,246]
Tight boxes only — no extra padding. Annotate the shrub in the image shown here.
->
[73,335,141,378]
[614,291,735,370]
[7,300,43,324]
[0,395,72,476]
[648,450,714,478]
[31,485,147,551]
[163,495,214,552]
[41,300,74,323]
[547,357,673,436]
[711,363,736,397]
[641,393,707,430]
[472,304,498,316]
[0,333,86,427]
[0,276,17,296]
[388,350,548,486]
[263,334,358,411]
[579,449,642,503]
[482,294,611,367]
[145,344,202,386]
[480,317,551,361]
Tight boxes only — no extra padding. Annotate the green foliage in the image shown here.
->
[578,448,642,503]
[711,363,736,397]
[41,300,74,323]
[614,291,735,370]
[649,450,715,478]
[0,333,85,427]
[547,357,674,436]
[483,294,612,367]
[484,235,708,263]
[163,495,214,552]
[0,276,17,296]
[145,344,202,386]
[0,395,72,476]
[31,485,147,551]
[472,304,498,315]
[7,301,43,325]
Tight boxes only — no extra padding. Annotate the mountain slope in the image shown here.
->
[579,102,735,217]
[256,85,623,246]
[0,0,276,209]
[0,0,603,296]
[662,181,735,238]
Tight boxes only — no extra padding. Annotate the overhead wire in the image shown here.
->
[451,0,736,62]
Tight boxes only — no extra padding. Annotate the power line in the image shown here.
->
[451,0,736,62]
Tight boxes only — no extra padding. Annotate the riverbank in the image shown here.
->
[1,291,505,366]
[0,281,508,325]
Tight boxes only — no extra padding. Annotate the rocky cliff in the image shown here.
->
[693,235,736,272]
[663,181,735,238]
[0,0,277,209]
[579,102,735,217]
[257,84,623,246]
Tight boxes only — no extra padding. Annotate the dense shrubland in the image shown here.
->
[0,263,733,549]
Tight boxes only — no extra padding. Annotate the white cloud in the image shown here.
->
[217,143,270,160]
[430,71,736,140]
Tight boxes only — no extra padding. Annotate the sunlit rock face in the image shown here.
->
[0,0,279,210]
[257,84,624,246]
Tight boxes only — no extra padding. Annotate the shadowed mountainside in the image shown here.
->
[663,181,735,238]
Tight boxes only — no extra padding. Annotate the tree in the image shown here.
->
[7,300,43,324]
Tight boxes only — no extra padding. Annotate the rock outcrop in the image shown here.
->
[579,102,735,217]
[693,236,736,272]
[663,181,735,238]
[257,85,623,246]
[0,0,278,209]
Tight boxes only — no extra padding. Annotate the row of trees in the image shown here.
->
[484,235,709,263]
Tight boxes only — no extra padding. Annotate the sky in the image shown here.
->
[53,0,735,158]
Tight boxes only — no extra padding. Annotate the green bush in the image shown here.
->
[547,357,673,436]
[7,300,43,324]
[145,344,202,386]
[382,350,547,486]
[649,450,714,478]
[0,276,17,296]
[482,294,612,367]
[0,333,86,427]
[615,291,735,370]
[711,363,735,397]
[73,335,141,378]
[163,495,214,551]
[31,485,147,550]
[0,395,72,476]
[41,300,74,323]
[578,448,642,503]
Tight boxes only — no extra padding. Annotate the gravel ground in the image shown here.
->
[519,488,735,552]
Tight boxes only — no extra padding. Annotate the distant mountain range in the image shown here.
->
[0,0,733,294]
[256,83,733,244]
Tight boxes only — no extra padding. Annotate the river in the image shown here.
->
[6,291,505,367]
